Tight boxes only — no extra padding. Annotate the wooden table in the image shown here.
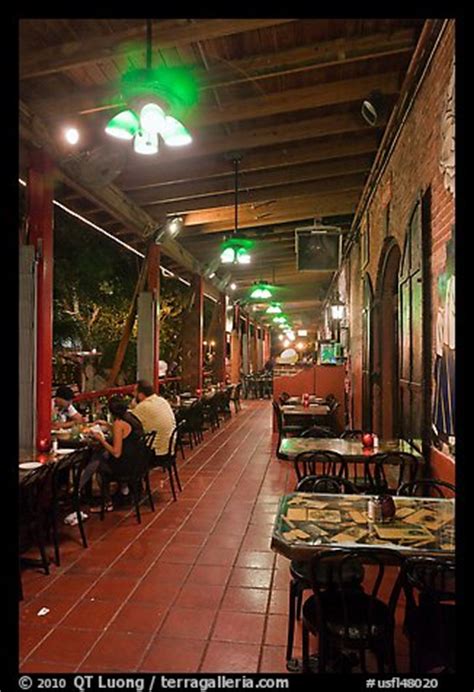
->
[285,396,327,405]
[281,404,330,420]
[271,492,454,562]
[279,437,424,462]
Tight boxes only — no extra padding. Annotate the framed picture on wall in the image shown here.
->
[361,211,370,269]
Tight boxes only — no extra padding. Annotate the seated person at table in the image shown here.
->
[89,396,145,512]
[51,385,84,429]
[131,379,176,463]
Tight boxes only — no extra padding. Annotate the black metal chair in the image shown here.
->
[397,479,455,498]
[273,401,306,460]
[19,463,55,576]
[51,448,92,566]
[400,556,455,673]
[285,472,358,668]
[301,548,401,673]
[176,418,187,459]
[293,450,348,483]
[230,383,242,413]
[370,451,420,494]
[147,427,182,502]
[300,425,337,439]
[202,395,220,432]
[99,435,154,524]
[340,429,364,440]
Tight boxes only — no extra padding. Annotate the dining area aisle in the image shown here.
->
[20,400,410,674]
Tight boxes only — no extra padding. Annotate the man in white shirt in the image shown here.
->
[51,385,84,429]
[131,380,176,459]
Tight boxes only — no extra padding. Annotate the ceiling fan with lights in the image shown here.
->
[105,19,196,155]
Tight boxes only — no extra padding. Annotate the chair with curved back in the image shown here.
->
[147,427,182,502]
[371,451,420,494]
[230,383,242,413]
[300,425,337,439]
[51,448,92,566]
[301,548,401,673]
[400,556,455,673]
[284,471,358,669]
[397,479,455,498]
[293,450,348,483]
[340,429,364,440]
[273,401,306,460]
[20,463,55,576]
[99,433,155,524]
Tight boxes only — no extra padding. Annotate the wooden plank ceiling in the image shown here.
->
[19,18,424,329]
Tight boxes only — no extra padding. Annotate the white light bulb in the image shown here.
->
[65,128,79,145]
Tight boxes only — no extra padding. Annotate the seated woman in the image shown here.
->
[89,396,145,512]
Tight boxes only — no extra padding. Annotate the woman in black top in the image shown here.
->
[90,396,146,511]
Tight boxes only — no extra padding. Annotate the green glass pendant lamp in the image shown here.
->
[220,157,253,265]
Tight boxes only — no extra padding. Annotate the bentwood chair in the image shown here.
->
[20,463,55,575]
[300,425,337,439]
[397,479,455,498]
[301,548,401,673]
[99,434,154,524]
[51,448,92,565]
[230,383,242,413]
[273,401,306,460]
[285,474,358,668]
[147,428,182,502]
[293,450,347,483]
[400,556,455,673]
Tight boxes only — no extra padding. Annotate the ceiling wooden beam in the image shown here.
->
[126,153,373,205]
[25,29,414,117]
[141,171,366,216]
[184,191,360,232]
[20,19,296,79]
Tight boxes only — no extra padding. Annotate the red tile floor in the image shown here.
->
[20,400,410,674]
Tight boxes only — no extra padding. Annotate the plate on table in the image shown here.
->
[19,462,42,470]
[55,448,77,455]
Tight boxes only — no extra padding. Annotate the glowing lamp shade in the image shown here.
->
[105,109,140,140]
[65,127,79,144]
[139,103,166,133]
[236,247,251,264]
[266,303,282,314]
[220,247,235,264]
[250,284,272,300]
[134,130,159,155]
[161,116,192,146]
[330,302,346,320]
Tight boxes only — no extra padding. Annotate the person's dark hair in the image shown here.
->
[55,385,75,401]
[108,396,128,419]
[136,379,155,398]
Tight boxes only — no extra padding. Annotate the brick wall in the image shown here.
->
[345,21,455,480]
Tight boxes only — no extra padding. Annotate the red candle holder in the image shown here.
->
[362,432,374,449]
[196,388,202,397]
[38,437,51,453]
[302,393,310,408]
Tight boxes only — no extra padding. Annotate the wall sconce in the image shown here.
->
[330,296,346,321]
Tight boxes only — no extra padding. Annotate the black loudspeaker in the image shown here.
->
[295,230,341,271]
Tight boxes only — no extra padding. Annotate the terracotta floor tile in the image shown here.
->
[131,579,181,606]
[268,589,289,614]
[61,597,119,630]
[146,561,192,585]
[112,601,168,634]
[20,660,77,673]
[200,641,260,673]
[159,607,216,640]
[207,532,243,549]
[20,624,55,661]
[81,630,152,671]
[20,595,78,627]
[264,614,298,647]
[229,568,273,590]
[220,587,269,613]
[259,645,290,673]
[41,574,94,600]
[159,543,202,564]
[175,583,225,610]
[236,550,276,569]
[87,575,137,602]
[186,564,232,585]
[140,636,207,672]
[211,611,265,644]
[24,627,101,666]
[172,530,209,546]
[195,546,238,566]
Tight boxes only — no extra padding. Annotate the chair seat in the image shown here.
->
[282,425,305,433]
[303,590,391,641]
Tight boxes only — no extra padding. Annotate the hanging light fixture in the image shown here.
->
[249,281,272,300]
[220,157,253,265]
[105,20,195,155]
[266,303,282,314]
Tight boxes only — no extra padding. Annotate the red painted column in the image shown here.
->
[215,292,227,384]
[181,274,204,392]
[27,149,55,452]
[147,243,161,393]
[230,303,241,384]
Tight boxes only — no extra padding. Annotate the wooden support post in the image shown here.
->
[251,321,259,373]
[181,274,204,392]
[230,303,241,385]
[214,293,227,384]
[27,149,55,452]
[147,243,160,393]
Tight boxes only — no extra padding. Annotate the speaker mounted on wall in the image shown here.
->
[295,226,342,271]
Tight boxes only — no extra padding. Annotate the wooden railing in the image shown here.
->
[72,377,181,403]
